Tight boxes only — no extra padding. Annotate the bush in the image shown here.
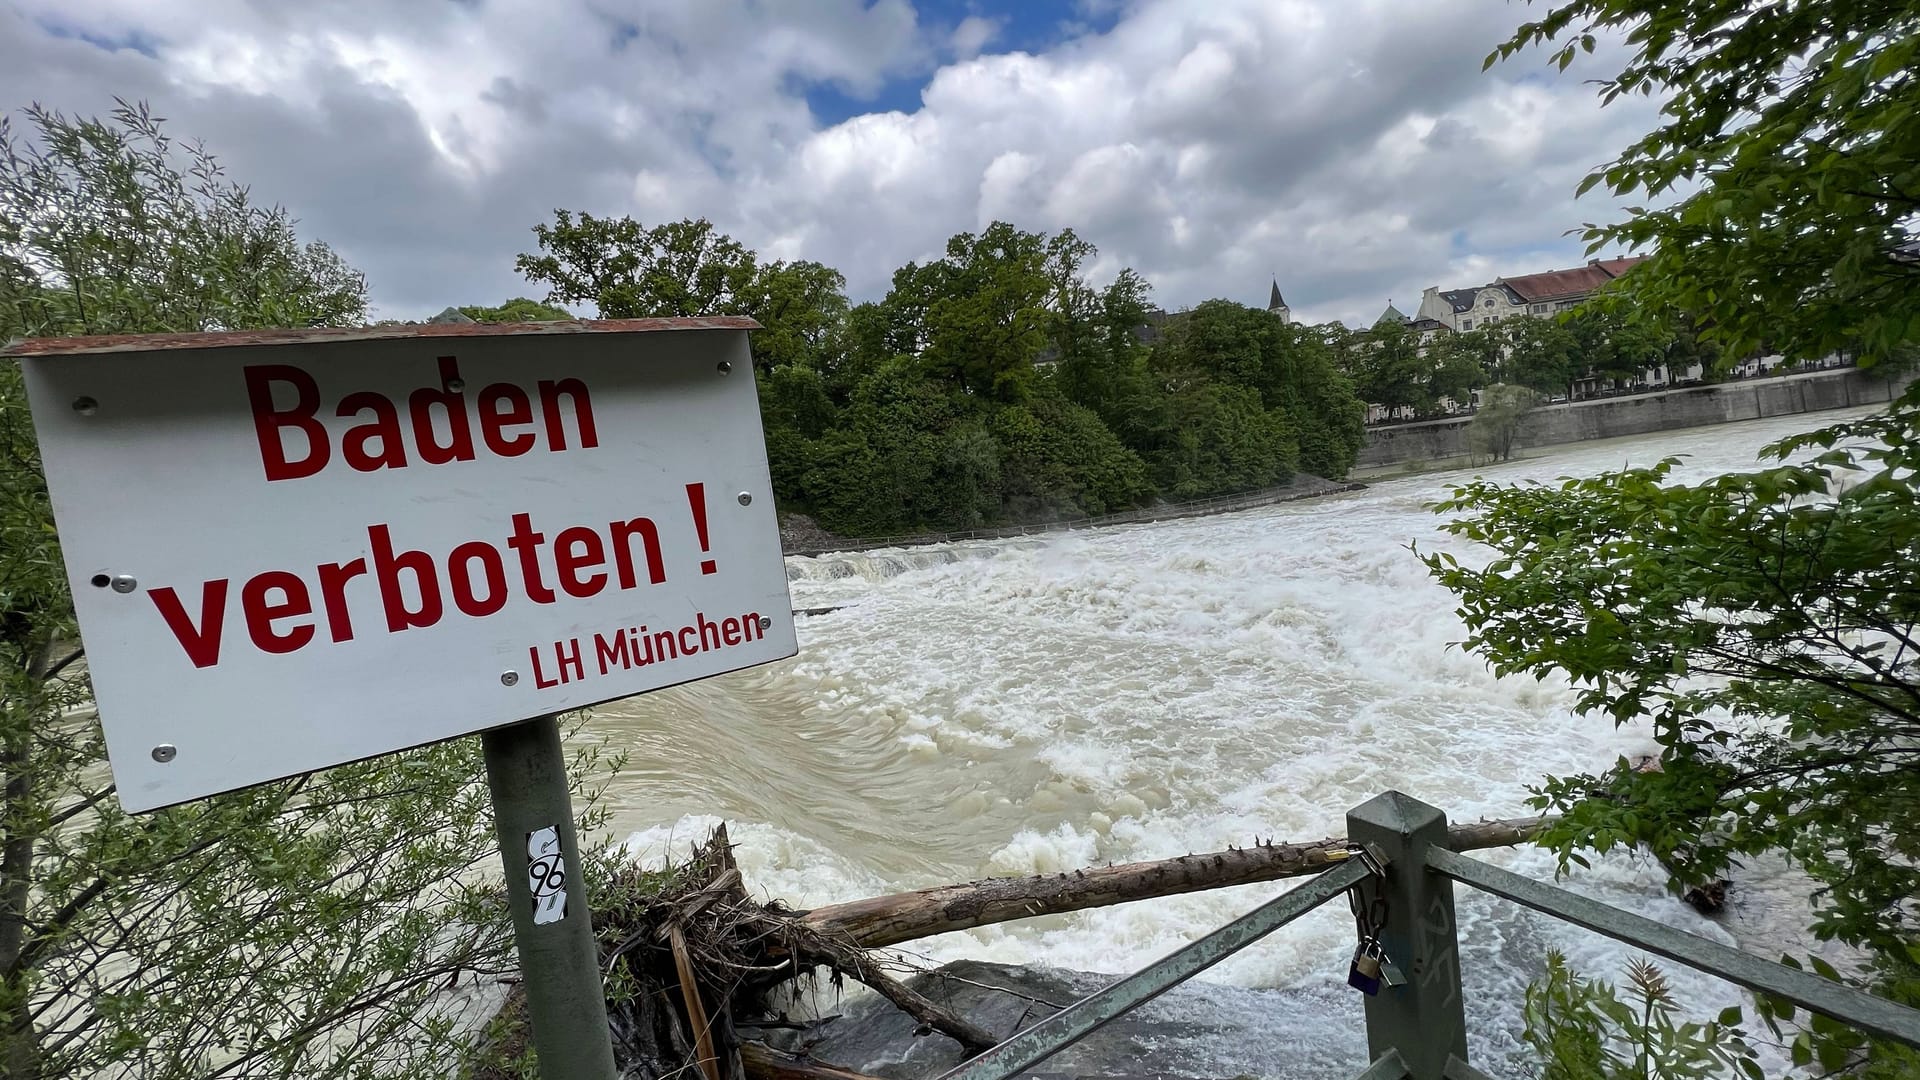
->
[1523,952,1760,1079]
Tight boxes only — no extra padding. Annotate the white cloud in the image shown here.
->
[950,15,1003,60]
[0,0,1663,325]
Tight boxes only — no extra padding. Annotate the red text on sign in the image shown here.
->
[146,509,668,668]
[246,356,598,482]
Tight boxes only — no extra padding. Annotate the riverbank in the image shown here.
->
[1354,365,1912,476]
[778,473,1365,556]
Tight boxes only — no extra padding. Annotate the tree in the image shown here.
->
[1452,4,1920,1068]
[1347,321,1434,417]
[0,103,610,1079]
[1565,307,1670,385]
[738,259,849,374]
[0,102,364,338]
[1466,383,1535,461]
[1041,228,1101,378]
[916,222,1053,401]
[1425,401,1920,1068]
[1486,0,1920,368]
[1266,322,1367,478]
[514,212,757,319]
[990,391,1152,519]
[1427,347,1489,410]
[459,296,573,323]
[1494,318,1578,396]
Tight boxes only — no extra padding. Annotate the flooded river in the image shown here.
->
[575,407,1878,1074]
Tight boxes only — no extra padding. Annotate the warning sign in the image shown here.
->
[15,320,797,811]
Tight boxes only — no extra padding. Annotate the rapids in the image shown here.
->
[579,407,1882,1075]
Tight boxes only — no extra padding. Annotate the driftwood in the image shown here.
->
[672,924,725,1080]
[801,816,1554,949]
[784,929,1000,1054]
[740,1042,885,1080]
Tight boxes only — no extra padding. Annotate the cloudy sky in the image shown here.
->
[2,0,1663,327]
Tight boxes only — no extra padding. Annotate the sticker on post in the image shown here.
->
[527,826,567,925]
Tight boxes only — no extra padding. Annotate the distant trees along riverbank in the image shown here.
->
[473,215,1370,538]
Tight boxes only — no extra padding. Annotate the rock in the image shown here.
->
[780,512,852,554]
[427,306,477,324]
[1684,879,1731,915]
[763,959,1364,1080]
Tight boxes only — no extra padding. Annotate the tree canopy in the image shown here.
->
[1488,0,1920,368]
[0,102,364,338]
[510,217,1369,537]
[1452,2,1920,1070]
[459,296,572,323]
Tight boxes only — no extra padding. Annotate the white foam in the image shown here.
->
[602,408,1879,1076]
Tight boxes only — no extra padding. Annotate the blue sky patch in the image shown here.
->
[802,0,1119,126]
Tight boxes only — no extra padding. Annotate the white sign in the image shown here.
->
[20,322,796,811]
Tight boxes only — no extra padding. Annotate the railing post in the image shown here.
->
[1347,791,1468,1079]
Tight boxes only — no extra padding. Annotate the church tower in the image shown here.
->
[1267,279,1292,325]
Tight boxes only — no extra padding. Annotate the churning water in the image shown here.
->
[580,407,1881,1076]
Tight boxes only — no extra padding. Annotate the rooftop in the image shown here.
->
[1500,256,1647,302]
[1,316,762,358]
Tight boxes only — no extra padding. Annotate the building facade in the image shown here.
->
[1415,257,1646,332]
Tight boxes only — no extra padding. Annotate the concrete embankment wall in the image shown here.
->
[1355,367,1914,471]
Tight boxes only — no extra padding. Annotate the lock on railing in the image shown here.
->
[1345,845,1407,996]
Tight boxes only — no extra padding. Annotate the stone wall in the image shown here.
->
[1355,367,1913,471]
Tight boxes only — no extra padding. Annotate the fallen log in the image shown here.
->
[801,816,1554,949]
[787,928,1000,1055]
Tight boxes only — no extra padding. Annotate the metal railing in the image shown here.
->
[931,791,1920,1080]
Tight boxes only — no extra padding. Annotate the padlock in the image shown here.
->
[1379,953,1408,988]
[1347,938,1384,995]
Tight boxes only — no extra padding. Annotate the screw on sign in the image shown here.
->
[527,825,568,926]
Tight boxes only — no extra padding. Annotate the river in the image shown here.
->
[578,408,1879,1076]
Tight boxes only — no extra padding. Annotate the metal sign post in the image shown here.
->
[482,715,618,1079]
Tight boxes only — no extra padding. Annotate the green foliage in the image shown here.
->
[1752,951,1920,1076]
[0,103,619,1079]
[992,393,1153,518]
[1145,382,1296,500]
[0,101,365,337]
[794,357,969,535]
[512,215,1365,536]
[908,221,1054,402]
[516,212,756,321]
[739,260,849,374]
[1487,0,1920,368]
[1146,302,1365,487]
[1467,383,1535,462]
[1428,394,1920,950]
[1523,952,1760,1079]
[1427,393,1920,1070]
[1504,317,1582,395]
[1347,320,1434,415]
[1453,12,1920,1066]
[459,297,573,323]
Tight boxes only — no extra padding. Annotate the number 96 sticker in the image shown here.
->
[527,825,568,926]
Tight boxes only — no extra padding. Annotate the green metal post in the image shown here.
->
[1347,791,1468,1079]
[482,715,619,1079]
